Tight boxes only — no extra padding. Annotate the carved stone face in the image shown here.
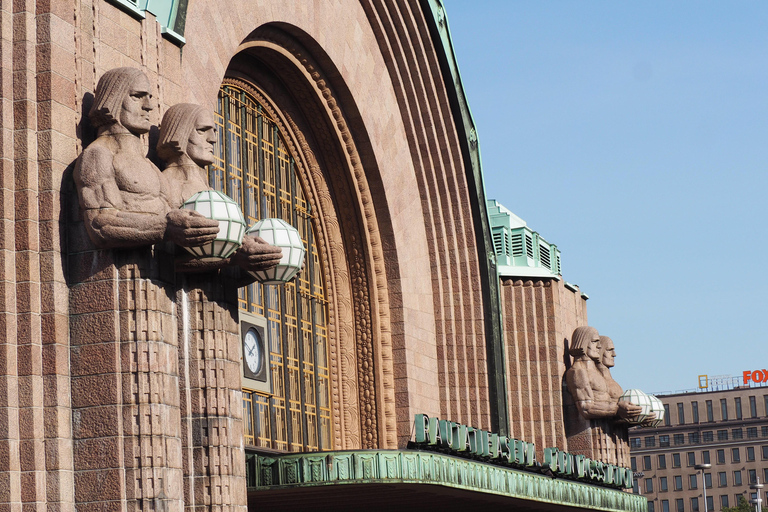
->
[601,339,616,368]
[119,73,153,134]
[586,334,601,361]
[186,110,216,166]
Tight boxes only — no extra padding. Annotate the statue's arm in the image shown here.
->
[567,366,620,419]
[75,146,168,249]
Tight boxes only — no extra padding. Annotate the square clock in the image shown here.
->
[240,312,271,394]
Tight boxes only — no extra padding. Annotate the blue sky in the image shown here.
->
[442,1,768,393]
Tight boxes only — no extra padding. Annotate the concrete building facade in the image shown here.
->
[630,385,768,511]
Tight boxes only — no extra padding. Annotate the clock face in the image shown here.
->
[243,327,262,375]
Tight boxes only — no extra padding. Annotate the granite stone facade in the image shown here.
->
[0,1,633,511]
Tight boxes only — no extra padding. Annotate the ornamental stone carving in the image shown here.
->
[157,102,282,273]
[73,67,220,251]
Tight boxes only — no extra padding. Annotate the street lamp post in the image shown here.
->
[694,463,711,512]
[751,476,764,512]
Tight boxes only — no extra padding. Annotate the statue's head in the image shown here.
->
[89,67,153,134]
[599,336,616,368]
[157,103,216,166]
[569,326,601,361]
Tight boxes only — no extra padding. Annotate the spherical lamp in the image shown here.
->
[181,190,245,260]
[618,389,653,425]
[246,218,305,284]
[646,394,665,427]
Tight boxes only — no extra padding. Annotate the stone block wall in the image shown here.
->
[500,277,588,459]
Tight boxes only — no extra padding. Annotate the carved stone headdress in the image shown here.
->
[89,67,147,128]
[157,103,209,161]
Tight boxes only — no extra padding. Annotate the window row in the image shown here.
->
[632,426,768,448]
[665,395,768,426]
[632,446,768,472]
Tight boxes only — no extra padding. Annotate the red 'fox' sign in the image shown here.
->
[743,369,768,384]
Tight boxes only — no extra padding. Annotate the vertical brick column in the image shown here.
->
[178,275,246,511]
[0,0,21,508]
[69,248,183,512]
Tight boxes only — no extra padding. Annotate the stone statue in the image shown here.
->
[596,336,624,400]
[156,102,282,273]
[564,326,641,421]
[74,67,220,250]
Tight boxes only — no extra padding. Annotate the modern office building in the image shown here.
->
[630,383,768,511]
[1,0,647,510]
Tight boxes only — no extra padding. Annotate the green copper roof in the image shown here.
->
[487,199,562,279]
[105,0,187,44]
[249,450,647,512]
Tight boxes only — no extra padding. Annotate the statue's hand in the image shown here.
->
[617,400,643,419]
[165,209,220,247]
[640,412,658,427]
[231,235,283,272]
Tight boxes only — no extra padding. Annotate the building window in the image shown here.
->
[702,450,710,464]
[674,475,683,491]
[717,430,728,441]
[662,499,669,512]
[690,497,699,512]
[632,478,639,494]
[716,449,725,464]
[720,398,728,420]
[720,495,729,508]
[702,431,713,443]
[763,445,768,459]
[677,403,685,424]
[749,469,757,484]
[660,434,670,447]
[631,457,637,471]
[764,395,768,416]
[764,468,768,483]
[673,452,681,467]
[689,473,698,490]
[706,496,713,512]
[718,472,727,487]
[631,437,641,448]
[733,470,742,486]
[649,502,655,512]
[216,84,332,452]
[763,426,768,437]
[688,432,699,444]
[732,447,740,463]
[735,397,742,420]
[691,401,699,423]
[646,478,654,493]
[704,472,712,489]
[658,454,666,469]
[674,434,685,445]
[706,400,713,422]
[645,436,656,447]
[675,498,683,512]
[750,395,757,418]
[732,428,743,440]
[644,455,652,471]
[664,404,671,426]
[747,446,755,461]
[748,427,758,439]
[687,452,695,466]
[660,476,668,491]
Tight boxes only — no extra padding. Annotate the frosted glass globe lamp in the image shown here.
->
[646,394,665,427]
[246,218,305,284]
[180,190,246,261]
[618,389,653,425]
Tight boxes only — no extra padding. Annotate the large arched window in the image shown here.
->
[211,83,332,452]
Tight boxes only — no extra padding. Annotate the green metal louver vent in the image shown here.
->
[486,199,562,279]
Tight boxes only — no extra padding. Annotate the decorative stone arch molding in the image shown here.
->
[223,23,397,449]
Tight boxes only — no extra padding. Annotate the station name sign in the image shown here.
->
[412,414,633,489]
[744,369,768,384]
